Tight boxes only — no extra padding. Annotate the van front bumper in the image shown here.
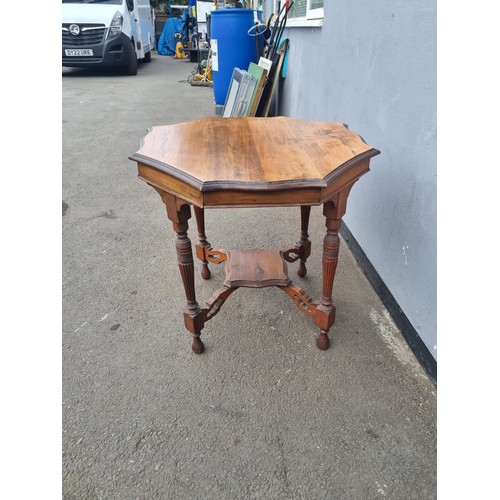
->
[62,32,134,68]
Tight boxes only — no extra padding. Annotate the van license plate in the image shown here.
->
[65,49,93,56]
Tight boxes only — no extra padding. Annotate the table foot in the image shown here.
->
[201,264,211,280]
[192,335,205,354]
[316,329,330,350]
[297,261,307,277]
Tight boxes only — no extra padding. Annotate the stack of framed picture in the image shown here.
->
[222,38,288,118]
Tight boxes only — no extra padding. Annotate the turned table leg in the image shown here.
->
[297,205,312,277]
[157,190,205,354]
[315,190,351,350]
[193,206,211,280]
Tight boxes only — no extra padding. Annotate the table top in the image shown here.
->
[130,116,380,208]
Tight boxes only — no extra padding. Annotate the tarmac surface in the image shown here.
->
[62,55,436,499]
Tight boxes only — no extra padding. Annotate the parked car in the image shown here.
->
[62,0,155,75]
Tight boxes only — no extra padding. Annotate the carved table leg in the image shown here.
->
[315,190,351,350]
[297,205,312,277]
[193,206,211,280]
[158,190,205,354]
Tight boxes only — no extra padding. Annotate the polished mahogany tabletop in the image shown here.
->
[130,116,380,208]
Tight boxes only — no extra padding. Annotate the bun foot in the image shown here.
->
[297,261,307,277]
[201,264,211,280]
[316,330,330,350]
[192,336,205,354]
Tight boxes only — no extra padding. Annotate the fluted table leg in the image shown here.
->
[157,190,205,354]
[315,188,352,350]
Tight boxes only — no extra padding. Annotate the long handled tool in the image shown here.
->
[266,1,287,58]
[270,1,293,59]
[268,1,293,60]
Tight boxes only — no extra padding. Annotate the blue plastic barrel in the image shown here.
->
[210,9,259,105]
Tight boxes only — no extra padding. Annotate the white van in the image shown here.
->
[62,0,155,75]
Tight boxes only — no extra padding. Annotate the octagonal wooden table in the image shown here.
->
[130,116,380,354]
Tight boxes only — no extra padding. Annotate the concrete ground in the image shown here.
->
[62,55,436,499]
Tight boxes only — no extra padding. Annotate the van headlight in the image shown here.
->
[108,11,123,38]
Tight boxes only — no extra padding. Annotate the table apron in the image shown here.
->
[138,161,371,209]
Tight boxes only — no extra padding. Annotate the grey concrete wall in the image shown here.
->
[265,1,436,358]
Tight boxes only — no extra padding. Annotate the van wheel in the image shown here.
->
[126,42,138,75]
[144,50,152,62]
